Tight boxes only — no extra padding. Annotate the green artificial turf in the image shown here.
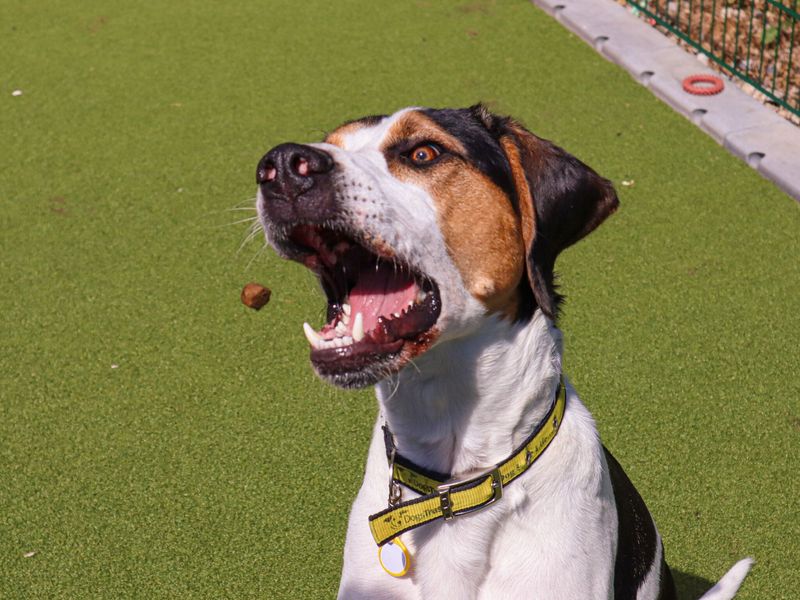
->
[1,0,798,597]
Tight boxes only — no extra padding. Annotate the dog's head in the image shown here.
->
[256,106,618,388]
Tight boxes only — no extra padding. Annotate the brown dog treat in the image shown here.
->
[241,283,271,310]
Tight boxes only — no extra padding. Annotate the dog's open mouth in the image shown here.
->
[287,224,441,385]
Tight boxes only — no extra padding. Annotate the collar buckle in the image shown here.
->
[437,467,503,521]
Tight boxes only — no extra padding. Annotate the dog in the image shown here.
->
[255,106,753,599]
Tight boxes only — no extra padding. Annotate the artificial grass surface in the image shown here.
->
[1,0,798,597]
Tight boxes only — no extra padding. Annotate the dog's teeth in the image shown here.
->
[333,337,344,347]
[392,312,401,318]
[342,303,351,316]
[353,312,365,342]
[335,321,348,335]
[416,290,427,303]
[318,338,336,349]
[303,322,323,348]
[341,335,353,346]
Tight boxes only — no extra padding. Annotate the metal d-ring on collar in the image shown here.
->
[382,424,403,508]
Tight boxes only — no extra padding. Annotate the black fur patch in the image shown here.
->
[604,446,675,600]
[522,136,618,319]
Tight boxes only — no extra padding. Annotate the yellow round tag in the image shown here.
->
[378,537,411,577]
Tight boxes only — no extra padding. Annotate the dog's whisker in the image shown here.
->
[232,196,259,206]
[406,357,422,375]
[225,207,259,212]
[205,199,259,220]
[384,374,402,402]
[244,241,270,272]
[237,223,264,254]
[219,216,260,228]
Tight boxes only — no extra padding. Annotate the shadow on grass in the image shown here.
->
[672,568,715,598]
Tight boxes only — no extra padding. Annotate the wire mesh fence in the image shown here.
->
[625,0,800,119]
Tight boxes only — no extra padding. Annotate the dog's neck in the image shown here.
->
[375,310,563,478]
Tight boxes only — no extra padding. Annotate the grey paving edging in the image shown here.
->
[532,0,800,202]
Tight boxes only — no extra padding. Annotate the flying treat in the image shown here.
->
[241,283,271,310]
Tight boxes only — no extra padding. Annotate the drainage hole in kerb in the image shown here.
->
[691,109,707,125]
[594,36,609,51]
[747,152,765,168]
[639,71,654,85]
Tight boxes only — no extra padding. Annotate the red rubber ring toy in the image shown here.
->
[682,74,724,96]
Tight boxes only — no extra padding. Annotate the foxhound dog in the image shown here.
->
[255,106,752,599]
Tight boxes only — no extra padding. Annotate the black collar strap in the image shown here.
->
[369,379,567,546]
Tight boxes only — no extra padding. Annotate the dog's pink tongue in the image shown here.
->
[349,266,417,334]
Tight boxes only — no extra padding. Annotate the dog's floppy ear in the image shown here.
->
[472,105,619,320]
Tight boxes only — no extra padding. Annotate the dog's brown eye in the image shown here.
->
[409,144,441,164]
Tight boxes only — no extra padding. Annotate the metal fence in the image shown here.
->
[626,0,800,118]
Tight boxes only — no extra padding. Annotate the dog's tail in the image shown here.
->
[696,558,754,600]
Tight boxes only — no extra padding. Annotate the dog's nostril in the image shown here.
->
[293,156,310,177]
[257,162,277,184]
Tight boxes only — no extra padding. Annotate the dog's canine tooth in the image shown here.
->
[343,303,352,316]
[353,312,365,342]
[303,322,324,348]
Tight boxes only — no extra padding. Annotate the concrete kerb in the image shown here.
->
[532,0,800,201]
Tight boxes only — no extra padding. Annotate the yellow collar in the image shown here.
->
[369,379,567,546]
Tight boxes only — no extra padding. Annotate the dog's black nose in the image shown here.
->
[257,143,333,200]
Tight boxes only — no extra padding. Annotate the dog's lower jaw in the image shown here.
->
[312,354,399,389]
[310,327,442,389]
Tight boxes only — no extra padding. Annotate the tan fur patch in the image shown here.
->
[325,121,370,148]
[500,137,536,256]
[383,111,524,317]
